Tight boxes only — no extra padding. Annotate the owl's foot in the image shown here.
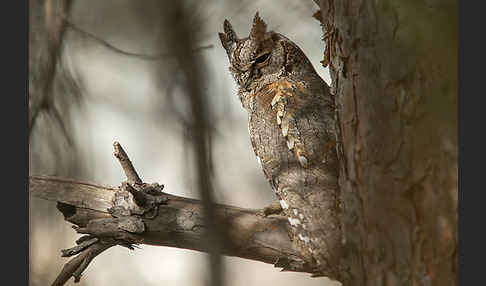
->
[263,200,284,216]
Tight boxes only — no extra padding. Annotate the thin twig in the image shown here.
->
[64,19,213,60]
[113,141,142,184]
[49,102,74,146]
[61,237,99,257]
[51,242,114,286]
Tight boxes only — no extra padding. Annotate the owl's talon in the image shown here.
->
[263,200,284,216]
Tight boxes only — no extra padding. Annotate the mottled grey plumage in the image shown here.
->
[219,13,342,277]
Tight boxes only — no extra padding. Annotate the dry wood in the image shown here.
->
[29,142,325,285]
[113,141,142,184]
[30,175,319,282]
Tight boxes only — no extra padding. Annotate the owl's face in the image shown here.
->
[219,13,287,89]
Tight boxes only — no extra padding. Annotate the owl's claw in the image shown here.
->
[263,200,284,216]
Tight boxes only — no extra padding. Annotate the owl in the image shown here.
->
[219,13,342,277]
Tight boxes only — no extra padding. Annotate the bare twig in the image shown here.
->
[113,141,142,184]
[51,242,114,286]
[38,141,150,286]
[64,19,213,60]
[61,237,99,257]
[49,103,74,146]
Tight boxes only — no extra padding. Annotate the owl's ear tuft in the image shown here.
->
[220,19,238,59]
[218,32,229,50]
[223,19,238,42]
[250,12,267,43]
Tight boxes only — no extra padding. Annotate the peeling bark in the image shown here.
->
[316,0,458,285]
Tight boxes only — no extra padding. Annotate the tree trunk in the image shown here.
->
[316,0,458,285]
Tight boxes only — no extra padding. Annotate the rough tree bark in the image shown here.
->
[29,1,457,285]
[314,0,458,285]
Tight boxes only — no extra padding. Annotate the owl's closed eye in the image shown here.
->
[219,12,290,89]
[219,12,317,92]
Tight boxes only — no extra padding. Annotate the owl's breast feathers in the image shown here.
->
[246,77,340,272]
[247,77,337,179]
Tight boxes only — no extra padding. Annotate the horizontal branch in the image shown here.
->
[29,176,315,273]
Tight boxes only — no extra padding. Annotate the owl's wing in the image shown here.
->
[268,79,311,168]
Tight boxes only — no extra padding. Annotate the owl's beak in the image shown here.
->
[239,69,253,90]
[242,80,251,90]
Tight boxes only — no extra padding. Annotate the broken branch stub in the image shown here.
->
[28,142,323,286]
[113,141,142,184]
[50,142,169,285]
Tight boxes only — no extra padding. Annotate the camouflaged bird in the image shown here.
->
[219,13,343,277]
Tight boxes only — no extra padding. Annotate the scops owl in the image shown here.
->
[219,13,341,277]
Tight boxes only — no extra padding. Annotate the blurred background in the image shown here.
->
[29,0,336,285]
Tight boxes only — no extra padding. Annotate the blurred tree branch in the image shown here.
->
[29,0,73,137]
[64,19,213,60]
[159,3,224,286]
